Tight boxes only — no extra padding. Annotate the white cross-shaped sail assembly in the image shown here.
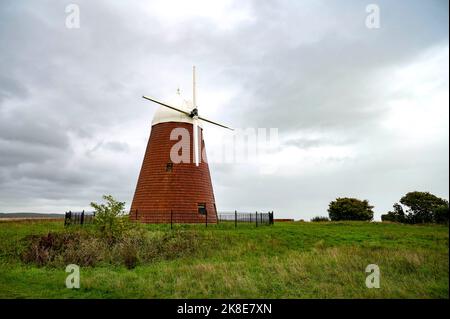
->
[142,66,233,166]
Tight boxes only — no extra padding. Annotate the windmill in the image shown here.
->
[130,66,233,223]
[142,66,232,166]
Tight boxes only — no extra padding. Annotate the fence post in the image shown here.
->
[171,210,173,229]
[81,210,85,225]
[69,211,72,226]
[235,210,237,228]
[205,210,208,228]
[256,211,258,227]
[64,212,67,226]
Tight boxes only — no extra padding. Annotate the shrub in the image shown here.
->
[22,231,104,267]
[432,205,449,225]
[381,203,407,223]
[381,213,395,222]
[110,229,202,267]
[90,195,131,240]
[328,198,374,221]
[63,237,108,266]
[399,192,448,224]
[311,216,329,222]
[382,192,449,224]
[115,237,139,269]
[22,228,206,268]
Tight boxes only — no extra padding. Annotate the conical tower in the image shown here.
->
[130,67,232,223]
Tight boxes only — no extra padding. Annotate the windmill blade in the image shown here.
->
[193,117,200,166]
[192,66,200,166]
[198,116,234,131]
[193,66,196,108]
[142,95,191,116]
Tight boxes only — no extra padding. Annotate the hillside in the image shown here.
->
[0,220,448,298]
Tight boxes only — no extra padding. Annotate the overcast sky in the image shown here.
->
[0,0,448,220]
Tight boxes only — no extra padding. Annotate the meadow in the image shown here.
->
[0,219,448,298]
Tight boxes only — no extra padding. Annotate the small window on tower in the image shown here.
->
[198,203,207,215]
[166,162,173,172]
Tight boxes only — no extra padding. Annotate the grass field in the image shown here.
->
[0,220,448,298]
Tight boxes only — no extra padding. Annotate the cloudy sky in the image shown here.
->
[0,0,448,220]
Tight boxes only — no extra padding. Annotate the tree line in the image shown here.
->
[311,191,449,225]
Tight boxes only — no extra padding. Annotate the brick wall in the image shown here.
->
[130,122,217,223]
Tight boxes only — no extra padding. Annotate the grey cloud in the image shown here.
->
[0,75,29,102]
[0,140,67,167]
[283,137,349,150]
[0,112,69,148]
[0,0,448,218]
[86,141,130,156]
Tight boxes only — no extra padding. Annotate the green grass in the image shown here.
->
[0,220,448,298]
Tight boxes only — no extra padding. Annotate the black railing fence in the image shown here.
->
[130,210,274,228]
[218,211,274,227]
[65,210,274,228]
[64,211,95,226]
[130,210,213,224]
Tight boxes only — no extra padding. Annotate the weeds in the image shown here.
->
[21,227,205,269]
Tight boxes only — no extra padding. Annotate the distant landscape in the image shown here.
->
[0,213,64,219]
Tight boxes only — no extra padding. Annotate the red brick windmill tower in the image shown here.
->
[130,67,233,223]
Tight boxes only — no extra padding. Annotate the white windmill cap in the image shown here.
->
[151,91,202,127]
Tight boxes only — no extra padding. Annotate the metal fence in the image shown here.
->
[64,211,95,226]
[217,211,274,227]
[130,210,214,225]
[65,210,274,228]
[130,210,274,228]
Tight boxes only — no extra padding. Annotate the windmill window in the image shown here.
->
[198,203,207,215]
[166,162,173,172]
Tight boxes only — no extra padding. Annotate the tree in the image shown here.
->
[432,204,449,225]
[399,191,448,224]
[381,203,407,223]
[90,195,129,240]
[327,198,374,221]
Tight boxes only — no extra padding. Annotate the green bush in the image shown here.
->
[433,205,449,225]
[382,192,449,224]
[90,195,131,240]
[381,203,407,223]
[399,192,448,224]
[311,216,330,222]
[328,198,374,221]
